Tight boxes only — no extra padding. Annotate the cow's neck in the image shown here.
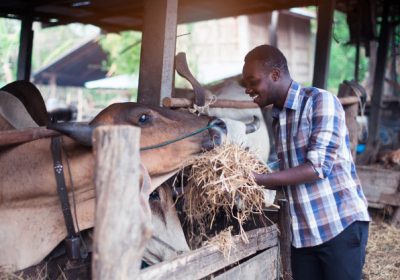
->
[0,136,95,207]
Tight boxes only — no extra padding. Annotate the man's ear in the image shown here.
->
[270,68,281,82]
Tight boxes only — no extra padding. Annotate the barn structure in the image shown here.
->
[0,0,399,279]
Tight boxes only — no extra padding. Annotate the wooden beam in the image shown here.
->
[138,0,178,106]
[360,0,391,164]
[162,97,259,109]
[0,127,59,147]
[139,225,278,280]
[312,0,335,89]
[268,11,279,47]
[17,15,34,81]
[92,125,152,280]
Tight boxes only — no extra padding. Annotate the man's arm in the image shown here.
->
[253,162,320,190]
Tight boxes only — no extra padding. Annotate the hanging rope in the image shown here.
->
[188,95,218,116]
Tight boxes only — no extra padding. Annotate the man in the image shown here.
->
[242,45,370,280]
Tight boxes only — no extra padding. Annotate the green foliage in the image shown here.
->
[328,11,369,92]
[0,18,20,86]
[99,31,142,75]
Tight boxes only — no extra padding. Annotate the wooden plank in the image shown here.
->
[137,0,178,106]
[17,15,34,81]
[379,193,400,207]
[357,165,400,206]
[139,225,278,280]
[312,0,335,89]
[92,126,152,280]
[367,202,385,209]
[213,246,279,280]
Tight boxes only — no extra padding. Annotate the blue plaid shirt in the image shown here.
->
[272,81,370,248]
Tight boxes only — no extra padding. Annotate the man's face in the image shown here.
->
[242,60,278,108]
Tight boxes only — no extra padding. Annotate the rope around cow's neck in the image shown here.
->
[140,123,216,151]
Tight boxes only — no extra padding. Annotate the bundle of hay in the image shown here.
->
[183,143,276,246]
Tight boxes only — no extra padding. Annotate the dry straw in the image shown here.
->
[363,221,400,280]
[204,226,236,259]
[183,143,275,248]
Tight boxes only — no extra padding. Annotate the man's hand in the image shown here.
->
[252,171,280,190]
[252,171,265,185]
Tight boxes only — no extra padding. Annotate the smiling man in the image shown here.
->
[242,45,370,280]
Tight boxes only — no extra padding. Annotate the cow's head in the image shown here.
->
[48,102,259,176]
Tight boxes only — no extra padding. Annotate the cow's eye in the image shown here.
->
[149,190,160,201]
[138,113,151,125]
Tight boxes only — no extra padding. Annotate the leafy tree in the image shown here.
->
[0,18,20,86]
[328,11,369,92]
[99,31,142,75]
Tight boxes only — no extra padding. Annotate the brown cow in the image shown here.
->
[0,102,232,271]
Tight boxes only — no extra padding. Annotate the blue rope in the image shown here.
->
[140,123,216,151]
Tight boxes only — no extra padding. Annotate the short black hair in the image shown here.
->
[244,45,289,75]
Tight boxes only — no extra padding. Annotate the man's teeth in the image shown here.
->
[251,95,258,100]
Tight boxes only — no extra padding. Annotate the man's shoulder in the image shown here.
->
[299,86,338,103]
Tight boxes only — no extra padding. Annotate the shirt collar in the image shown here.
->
[283,81,301,110]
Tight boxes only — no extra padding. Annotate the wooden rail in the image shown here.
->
[139,225,278,280]
[163,97,259,109]
[0,127,59,146]
[163,96,358,109]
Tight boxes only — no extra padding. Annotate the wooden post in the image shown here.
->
[268,11,279,47]
[17,15,34,81]
[312,0,335,89]
[338,83,359,159]
[137,0,178,106]
[278,198,292,280]
[359,0,391,164]
[92,125,152,280]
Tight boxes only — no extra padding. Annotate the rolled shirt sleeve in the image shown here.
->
[306,92,344,179]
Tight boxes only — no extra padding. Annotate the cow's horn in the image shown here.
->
[245,116,260,134]
[47,122,93,146]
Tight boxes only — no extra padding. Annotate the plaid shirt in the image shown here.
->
[272,81,370,248]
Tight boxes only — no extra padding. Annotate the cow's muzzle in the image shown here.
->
[204,116,260,150]
[205,118,226,149]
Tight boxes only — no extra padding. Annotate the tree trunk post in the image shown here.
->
[92,125,152,280]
